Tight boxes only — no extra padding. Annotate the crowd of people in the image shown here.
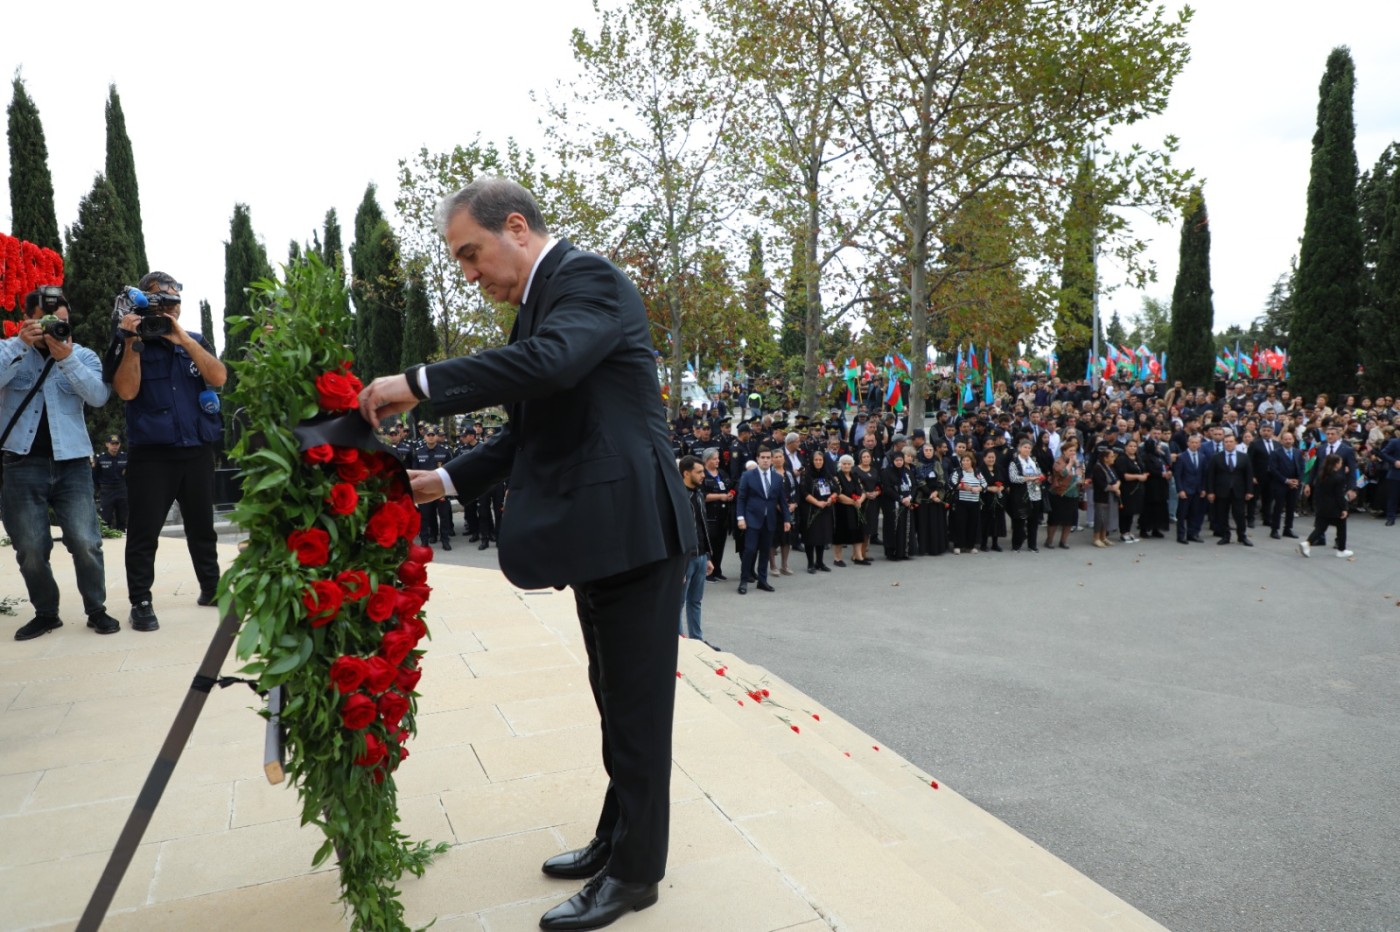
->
[664,375,1400,596]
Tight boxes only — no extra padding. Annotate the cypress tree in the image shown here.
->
[1291,47,1363,401]
[351,185,387,356]
[361,219,406,382]
[65,174,137,443]
[6,77,61,254]
[322,208,345,276]
[1166,190,1216,388]
[780,236,805,359]
[104,84,148,273]
[199,299,216,352]
[1360,167,1400,391]
[401,265,436,370]
[1106,310,1127,348]
[223,203,272,387]
[1054,159,1098,381]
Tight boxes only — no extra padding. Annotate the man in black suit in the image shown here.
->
[1306,422,1359,500]
[1205,432,1254,545]
[1247,422,1278,530]
[358,177,696,930]
[1267,430,1304,539]
[1170,433,1209,542]
[735,445,791,594]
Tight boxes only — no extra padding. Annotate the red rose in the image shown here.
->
[399,615,428,645]
[341,693,377,730]
[287,528,331,567]
[363,656,398,694]
[366,585,402,623]
[387,473,411,500]
[395,498,421,540]
[325,482,360,516]
[396,588,427,622]
[395,662,422,693]
[2,320,21,339]
[302,579,345,626]
[371,767,386,785]
[377,691,410,729]
[391,744,409,771]
[315,370,363,412]
[337,459,370,483]
[355,732,387,767]
[404,583,432,604]
[302,444,334,464]
[407,544,434,565]
[365,505,401,547]
[397,560,427,587]
[330,446,359,465]
[329,656,370,694]
[381,628,416,666]
[335,569,371,600]
[362,451,394,476]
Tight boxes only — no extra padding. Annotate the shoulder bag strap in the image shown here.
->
[0,357,58,450]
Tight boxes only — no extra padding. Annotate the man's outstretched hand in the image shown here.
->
[408,469,446,505]
[359,374,417,429]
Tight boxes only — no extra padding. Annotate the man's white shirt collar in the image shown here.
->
[522,237,561,306]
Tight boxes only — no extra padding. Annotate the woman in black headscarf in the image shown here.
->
[1139,436,1171,538]
[879,448,914,560]
[801,448,835,572]
[1116,438,1148,544]
[912,442,949,556]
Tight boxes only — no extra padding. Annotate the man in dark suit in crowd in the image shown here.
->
[1171,432,1208,543]
[1206,431,1254,546]
[1247,422,1278,530]
[358,177,696,930]
[1306,422,1358,500]
[1267,430,1304,539]
[735,444,790,595]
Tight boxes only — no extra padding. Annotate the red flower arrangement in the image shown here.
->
[288,528,331,566]
[303,579,346,626]
[315,369,364,412]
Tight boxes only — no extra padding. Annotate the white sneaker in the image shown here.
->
[969,548,979,554]
[1336,549,1354,559]
[1298,541,1311,558]
[952,547,960,555]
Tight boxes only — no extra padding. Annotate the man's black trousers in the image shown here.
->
[125,444,221,604]
[572,554,685,884]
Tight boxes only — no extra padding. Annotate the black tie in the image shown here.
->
[1228,453,1235,469]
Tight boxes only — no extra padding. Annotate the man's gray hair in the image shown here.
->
[785,432,799,444]
[702,447,720,465]
[435,176,550,238]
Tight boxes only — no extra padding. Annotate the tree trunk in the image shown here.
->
[802,209,823,416]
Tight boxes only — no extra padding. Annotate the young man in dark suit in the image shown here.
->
[735,445,791,594]
[359,177,696,930]
[1170,433,1208,543]
[1247,422,1278,530]
[1267,430,1304,538]
[1205,432,1254,545]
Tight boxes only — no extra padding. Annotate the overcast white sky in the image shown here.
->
[3,1,1397,351]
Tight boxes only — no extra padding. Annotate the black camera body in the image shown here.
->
[136,306,175,340]
[38,315,71,341]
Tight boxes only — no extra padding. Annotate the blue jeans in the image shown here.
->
[2,454,107,618]
[678,554,709,641]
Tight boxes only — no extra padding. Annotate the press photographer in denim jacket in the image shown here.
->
[109,271,226,632]
[1,288,120,640]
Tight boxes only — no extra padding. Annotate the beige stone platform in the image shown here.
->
[0,542,1169,931]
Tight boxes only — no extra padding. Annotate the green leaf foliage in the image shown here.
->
[104,84,148,273]
[1167,190,1216,388]
[223,254,446,930]
[6,77,61,255]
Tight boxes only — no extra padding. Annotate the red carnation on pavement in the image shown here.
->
[302,444,334,465]
[325,482,360,516]
[355,733,387,767]
[287,528,331,567]
[872,745,880,751]
[329,656,370,694]
[366,585,402,623]
[791,725,801,734]
[335,569,371,600]
[812,713,821,721]
[340,693,377,730]
[715,667,727,676]
[302,579,345,626]
[676,671,683,678]
[363,656,398,695]
[761,689,770,697]
[315,370,362,412]
[930,780,940,790]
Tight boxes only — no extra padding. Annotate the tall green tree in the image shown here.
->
[779,236,806,359]
[1360,165,1400,391]
[401,265,436,370]
[1291,47,1363,400]
[1128,296,1172,356]
[199,298,216,351]
[7,77,61,254]
[1252,264,1296,348]
[351,184,387,357]
[104,84,148,273]
[321,208,345,275]
[1106,310,1127,348]
[1055,159,1099,381]
[223,203,272,379]
[65,174,137,443]
[354,218,406,383]
[1166,190,1216,388]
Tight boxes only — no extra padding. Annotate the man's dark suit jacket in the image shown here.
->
[1171,447,1208,496]
[1205,449,1253,498]
[736,467,788,531]
[425,239,696,589]
[1309,441,1359,492]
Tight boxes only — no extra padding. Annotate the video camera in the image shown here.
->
[113,286,180,340]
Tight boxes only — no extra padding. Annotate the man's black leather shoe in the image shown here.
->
[1239,537,1254,547]
[1282,530,1299,539]
[1217,538,1230,545]
[737,584,747,595]
[196,589,218,606]
[1270,530,1281,539]
[756,582,775,592]
[1188,535,1205,543]
[130,602,159,632]
[15,616,62,641]
[479,540,491,550]
[442,538,452,551]
[541,837,611,880]
[539,875,658,931]
[1177,537,1188,544]
[87,612,120,635]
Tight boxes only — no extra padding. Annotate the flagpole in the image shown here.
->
[1088,142,1100,393]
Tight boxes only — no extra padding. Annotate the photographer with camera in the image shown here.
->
[1,287,121,640]
[109,271,226,632]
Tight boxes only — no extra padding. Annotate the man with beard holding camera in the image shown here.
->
[110,271,226,632]
[1,288,120,639]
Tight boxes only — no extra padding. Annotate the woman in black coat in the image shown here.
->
[801,448,836,572]
[912,442,949,556]
[979,448,1007,552]
[1006,438,1046,552]
[700,448,734,580]
[1302,454,1352,557]
[1116,438,1149,543]
[770,450,801,576]
[854,448,882,557]
[832,454,867,566]
[880,449,915,560]
[1138,437,1171,538]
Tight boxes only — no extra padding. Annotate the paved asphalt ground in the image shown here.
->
[430,517,1400,932]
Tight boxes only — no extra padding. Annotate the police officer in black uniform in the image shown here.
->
[455,426,482,539]
[411,424,453,550]
[476,423,507,550]
[390,423,413,462]
[93,433,129,531]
